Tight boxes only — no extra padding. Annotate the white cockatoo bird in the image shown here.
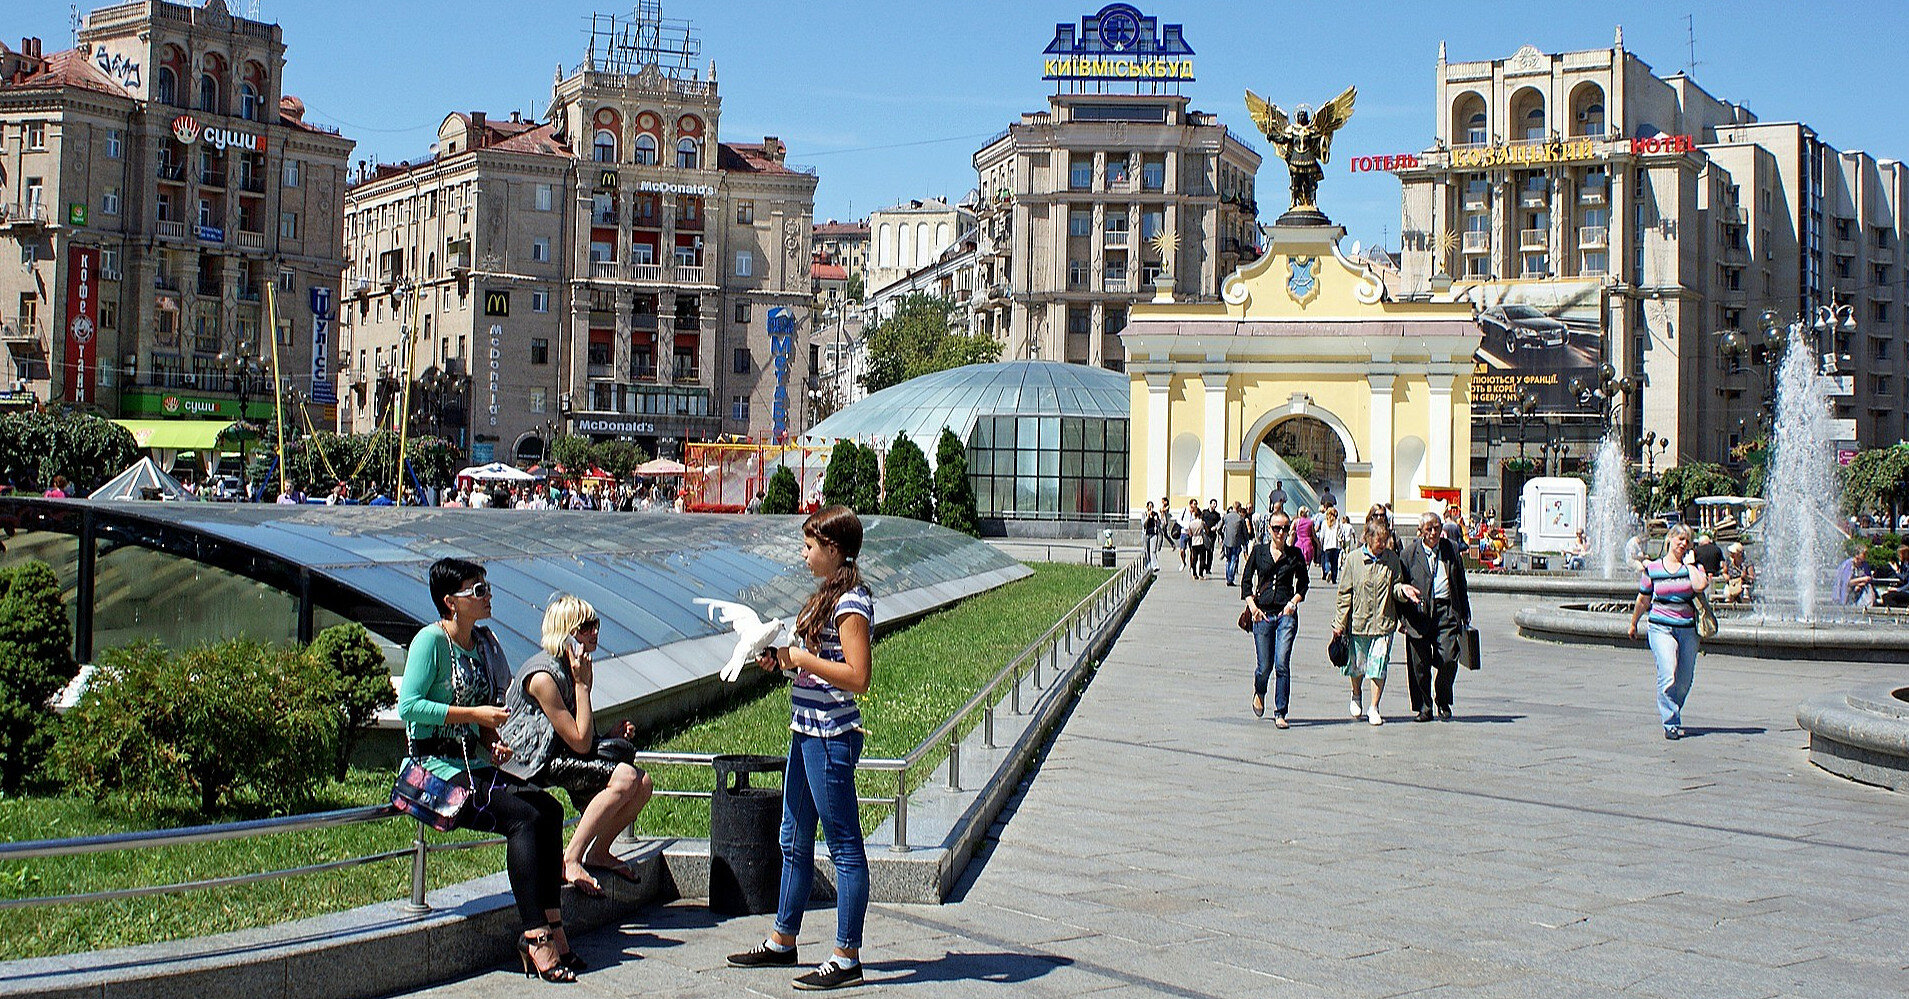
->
[694,598,791,681]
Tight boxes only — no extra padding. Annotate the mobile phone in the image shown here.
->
[566,635,585,658]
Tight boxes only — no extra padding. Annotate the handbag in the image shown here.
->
[1237,548,1278,631]
[1693,591,1719,639]
[391,730,477,832]
[1327,632,1350,670]
[1461,624,1482,671]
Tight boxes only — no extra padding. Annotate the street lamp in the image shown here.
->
[414,365,470,445]
[216,334,267,432]
[1638,430,1670,475]
[1499,391,1539,460]
[1567,362,1635,431]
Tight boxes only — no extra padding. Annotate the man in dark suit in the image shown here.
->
[1399,511,1471,721]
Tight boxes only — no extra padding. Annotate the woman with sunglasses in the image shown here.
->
[501,595,655,900]
[397,558,576,983]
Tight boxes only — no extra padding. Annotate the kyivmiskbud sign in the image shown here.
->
[1043,4,1194,81]
[121,389,275,420]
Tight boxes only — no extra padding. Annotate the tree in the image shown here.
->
[761,465,800,514]
[1655,462,1737,520]
[859,294,1002,394]
[0,411,138,493]
[880,432,934,522]
[852,442,883,515]
[549,433,594,473]
[307,622,394,778]
[591,439,648,481]
[822,439,861,509]
[1842,444,1909,520]
[0,561,76,793]
[845,271,865,303]
[934,427,981,536]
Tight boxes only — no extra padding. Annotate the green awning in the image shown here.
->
[114,419,245,451]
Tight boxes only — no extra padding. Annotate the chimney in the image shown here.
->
[25,37,42,59]
[469,111,487,149]
[510,110,521,124]
[761,136,785,162]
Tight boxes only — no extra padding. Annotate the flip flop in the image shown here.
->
[566,871,605,898]
[587,860,642,885]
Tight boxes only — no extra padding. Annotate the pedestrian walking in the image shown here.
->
[1220,502,1249,585]
[1199,500,1222,578]
[1320,506,1346,583]
[1168,496,1190,572]
[1627,524,1709,740]
[1292,505,1317,566]
[1399,511,1471,722]
[1333,507,1417,726]
[1142,501,1163,571]
[727,506,873,991]
[1183,500,1209,578]
[1240,510,1308,728]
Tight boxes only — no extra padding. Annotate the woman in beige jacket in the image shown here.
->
[1333,507,1421,725]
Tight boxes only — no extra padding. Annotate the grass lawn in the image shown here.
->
[0,563,1110,960]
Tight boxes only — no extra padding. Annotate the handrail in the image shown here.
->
[0,804,396,860]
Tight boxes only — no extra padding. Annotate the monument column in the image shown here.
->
[1367,372,1396,508]
[1426,371,1456,488]
[1146,371,1172,500]
[1202,370,1228,501]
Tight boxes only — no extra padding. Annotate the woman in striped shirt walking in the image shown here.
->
[1628,524,1710,740]
[727,505,873,991]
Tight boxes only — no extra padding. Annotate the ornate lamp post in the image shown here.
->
[1567,362,1635,432]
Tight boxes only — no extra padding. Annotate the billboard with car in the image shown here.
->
[1456,280,1605,415]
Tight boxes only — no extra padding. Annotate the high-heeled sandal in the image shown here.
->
[549,920,588,971]
[517,928,578,983]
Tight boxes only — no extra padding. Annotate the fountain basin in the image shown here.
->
[1797,686,1909,791]
[1513,603,1909,663]
[1470,573,1639,599]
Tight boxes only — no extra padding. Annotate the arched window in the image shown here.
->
[239,82,260,121]
[676,137,699,169]
[593,129,617,164]
[1467,112,1487,145]
[935,222,950,253]
[426,252,437,277]
[1525,106,1545,140]
[198,74,219,114]
[155,67,177,106]
[876,222,891,267]
[634,133,657,165]
[1580,102,1605,136]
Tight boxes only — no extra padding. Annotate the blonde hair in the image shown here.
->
[1363,504,1395,551]
[1665,524,1694,544]
[540,594,599,659]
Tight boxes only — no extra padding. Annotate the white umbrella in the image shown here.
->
[456,461,540,482]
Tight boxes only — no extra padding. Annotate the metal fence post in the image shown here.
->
[983,704,995,749]
[399,827,430,914]
[1011,660,1023,714]
[890,766,911,853]
[946,735,961,791]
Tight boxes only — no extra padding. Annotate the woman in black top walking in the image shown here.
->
[1239,511,1309,728]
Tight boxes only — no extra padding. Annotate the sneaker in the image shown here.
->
[727,942,798,968]
[1368,705,1384,726]
[793,958,865,991]
[1350,698,1363,719]
[1664,726,1684,741]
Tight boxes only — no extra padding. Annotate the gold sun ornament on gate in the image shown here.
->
[1435,228,1459,273]
[1148,229,1177,262]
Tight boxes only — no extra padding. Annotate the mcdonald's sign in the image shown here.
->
[483,290,510,317]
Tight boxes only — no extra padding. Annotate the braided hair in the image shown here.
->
[795,505,866,650]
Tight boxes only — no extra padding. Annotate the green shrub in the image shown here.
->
[880,433,934,522]
[307,623,394,778]
[934,427,981,536]
[54,640,342,816]
[852,442,883,515]
[0,561,76,793]
[761,465,800,514]
[821,439,860,510]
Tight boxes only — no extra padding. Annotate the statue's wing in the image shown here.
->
[1243,89,1288,142]
[1313,85,1358,162]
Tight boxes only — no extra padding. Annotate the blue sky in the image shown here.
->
[18,1,1909,247]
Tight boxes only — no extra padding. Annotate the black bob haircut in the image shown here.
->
[429,557,486,619]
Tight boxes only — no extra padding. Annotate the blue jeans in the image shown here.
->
[775,729,868,950]
[1251,613,1298,715]
[1224,544,1243,585]
[1321,548,1342,583]
[1646,622,1698,730]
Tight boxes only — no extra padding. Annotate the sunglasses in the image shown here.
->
[576,618,600,633]
[451,581,492,599]
[1267,524,1289,533]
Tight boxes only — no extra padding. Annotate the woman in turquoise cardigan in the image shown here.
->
[397,557,576,983]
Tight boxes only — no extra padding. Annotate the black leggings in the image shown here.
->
[451,768,564,932]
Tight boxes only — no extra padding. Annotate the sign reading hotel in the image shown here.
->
[1042,4,1194,81]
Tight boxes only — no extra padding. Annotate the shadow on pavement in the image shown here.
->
[864,950,1075,985]
[1680,725,1769,737]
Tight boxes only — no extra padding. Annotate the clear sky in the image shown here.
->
[16,1,1909,248]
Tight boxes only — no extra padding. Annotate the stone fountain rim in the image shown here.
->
[1513,604,1909,662]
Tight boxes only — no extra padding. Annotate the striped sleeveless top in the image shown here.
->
[1639,560,1698,628]
[790,586,872,737]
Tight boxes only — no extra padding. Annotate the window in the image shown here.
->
[1069,155,1093,190]
[736,200,754,225]
[734,301,751,323]
[730,394,750,421]
[26,122,46,149]
[531,290,549,313]
[1068,209,1092,237]
[101,247,121,279]
[197,74,219,113]
[102,188,121,216]
[24,178,42,211]
[1105,156,1130,187]
[281,159,301,188]
[277,268,295,292]
[105,130,121,158]
[277,319,293,346]
[155,67,176,105]
[1466,112,1487,145]
[279,211,299,238]
[532,238,550,262]
[535,184,553,211]
[198,199,215,227]
[676,137,699,169]
[530,337,549,364]
[1874,302,1890,324]
[529,387,548,413]
[733,347,752,373]
[1141,157,1165,191]
[1068,259,1088,288]
[100,299,118,329]
[633,133,657,165]
[593,130,616,163]
[734,250,753,277]
[240,83,261,121]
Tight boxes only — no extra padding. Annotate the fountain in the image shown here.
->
[1585,429,1634,579]
[1755,325,1846,622]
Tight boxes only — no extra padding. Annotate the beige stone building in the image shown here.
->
[971,92,1262,371]
[1392,34,1904,509]
[0,0,351,444]
[341,10,817,462]
[867,198,971,294]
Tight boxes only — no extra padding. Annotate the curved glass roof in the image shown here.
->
[0,500,1029,715]
[803,361,1129,456]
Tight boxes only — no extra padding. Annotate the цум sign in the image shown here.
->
[1042,4,1194,81]
[768,307,795,440]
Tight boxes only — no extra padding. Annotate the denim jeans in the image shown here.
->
[1251,613,1298,715]
[1646,622,1698,730]
[774,729,868,950]
[1224,544,1243,585]
[1321,548,1342,583]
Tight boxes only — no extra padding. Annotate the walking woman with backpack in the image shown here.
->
[727,506,874,991]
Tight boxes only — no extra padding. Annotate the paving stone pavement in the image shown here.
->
[400,566,1909,998]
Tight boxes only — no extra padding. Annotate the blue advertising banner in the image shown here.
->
[768,307,795,440]
[309,286,336,404]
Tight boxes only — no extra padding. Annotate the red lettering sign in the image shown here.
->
[64,246,98,404]
[1349,153,1423,173]
[1630,134,1696,155]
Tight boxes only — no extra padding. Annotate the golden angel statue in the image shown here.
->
[1244,86,1356,216]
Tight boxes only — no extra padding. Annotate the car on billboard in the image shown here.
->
[1479,304,1570,352]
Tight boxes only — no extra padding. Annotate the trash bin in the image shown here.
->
[709,753,785,915]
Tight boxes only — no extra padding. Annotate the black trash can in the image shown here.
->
[709,753,785,915]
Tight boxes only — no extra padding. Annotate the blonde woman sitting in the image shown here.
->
[501,595,654,898]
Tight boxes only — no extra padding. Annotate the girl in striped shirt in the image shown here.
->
[1628,524,1710,740]
[727,505,873,991]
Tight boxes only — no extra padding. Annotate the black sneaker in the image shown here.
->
[793,959,865,991]
[1664,726,1684,741]
[727,943,798,968]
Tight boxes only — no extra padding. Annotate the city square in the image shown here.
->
[1,1,1906,996]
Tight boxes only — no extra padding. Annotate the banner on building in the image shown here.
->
[768,307,795,440]
[64,246,99,404]
[1455,280,1605,416]
[309,286,336,404]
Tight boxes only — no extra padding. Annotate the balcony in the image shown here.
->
[0,203,51,229]
[1103,230,1129,248]
[587,363,614,380]
[631,262,663,282]
[1519,228,1550,250]
[157,162,186,183]
[237,174,266,195]
[157,220,187,239]
[197,279,222,297]
[675,214,704,231]
[1723,205,1748,225]
[1103,276,1131,293]
[1578,184,1608,205]
[592,210,619,227]
[237,284,261,303]
[1871,285,1895,302]
[1519,188,1549,209]
[631,364,658,383]
[675,264,705,284]
[1461,192,1488,211]
[672,316,705,332]
[0,319,40,342]
[154,273,180,291]
[986,282,1011,301]
[1462,231,1491,254]
[672,367,702,385]
[236,229,265,250]
[199,171,226,189]
[589,260,622,280]
[631,314,659,331]
[1578,225,1608,248]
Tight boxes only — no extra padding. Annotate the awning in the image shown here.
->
[114,419,244,451]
